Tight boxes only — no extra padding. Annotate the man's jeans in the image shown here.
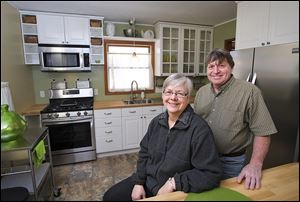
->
[220,154,246,180]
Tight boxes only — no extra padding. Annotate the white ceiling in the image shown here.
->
[7,1,237,26]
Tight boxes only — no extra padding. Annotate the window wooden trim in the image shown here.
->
[104,39,155,95]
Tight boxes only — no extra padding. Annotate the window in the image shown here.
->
[104,40,155,94]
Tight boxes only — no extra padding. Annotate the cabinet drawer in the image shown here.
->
[94,108,121,118]
[94,117,121,127]
[96,135,123,153]
[122,107,143,116]
[95,126,122,137]
[142,106,163,115]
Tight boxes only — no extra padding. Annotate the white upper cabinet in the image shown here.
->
[37,14,90,45]
[155,22,213,76]
[236,1,299,50]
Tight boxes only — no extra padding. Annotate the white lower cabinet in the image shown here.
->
[94,108,122,153]
[122,106,163,149]
[95,106,163,154]
[122,107,143,149]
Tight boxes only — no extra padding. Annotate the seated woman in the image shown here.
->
[103,73,222,201]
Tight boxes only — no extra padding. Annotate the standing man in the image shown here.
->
[194,49,277,190]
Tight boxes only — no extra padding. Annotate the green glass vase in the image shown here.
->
[1,104,27,142]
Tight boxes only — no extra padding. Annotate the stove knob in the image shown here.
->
[47,114,52,119]
[66,112,70,117]
[54,113,59,118]
[84,111,88,116]
[77,112,81,116]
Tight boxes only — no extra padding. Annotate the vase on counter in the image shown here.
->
[1,104,27,142]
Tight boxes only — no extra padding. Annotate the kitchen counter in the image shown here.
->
[21,104,47,116]
[140,162,299,201]
[93,99,163,109]
[21,100,163,116]
[21,97,195,116]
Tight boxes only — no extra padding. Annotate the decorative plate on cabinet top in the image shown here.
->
[142,30,154,39]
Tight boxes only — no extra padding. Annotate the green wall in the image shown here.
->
[213,19,236,49]
[1,2,35,113]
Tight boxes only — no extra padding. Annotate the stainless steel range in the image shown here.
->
[41,88,96,166]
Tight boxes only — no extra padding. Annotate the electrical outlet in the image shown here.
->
[94,88,98,95]
[40,90,45,98]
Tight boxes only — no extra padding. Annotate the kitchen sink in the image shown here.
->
[123,98,153,104]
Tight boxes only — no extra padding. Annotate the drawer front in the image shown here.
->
[96,134,123,153]
[122,107,143,116]
[94,108,121,118]
[142,106,163,115]
[94,117,122,127]
[95,126,122,138]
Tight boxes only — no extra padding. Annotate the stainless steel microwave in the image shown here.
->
[39,45,91,72]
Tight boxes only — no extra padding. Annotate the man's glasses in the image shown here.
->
[163,91,188,98]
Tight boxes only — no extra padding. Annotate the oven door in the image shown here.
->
[42,118,95,155]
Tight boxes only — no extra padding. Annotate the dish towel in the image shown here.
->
[33,140,46,167]
[185,187,252,201]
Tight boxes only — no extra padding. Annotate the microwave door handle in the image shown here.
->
[40,52,44,66]
[80,53,83,68]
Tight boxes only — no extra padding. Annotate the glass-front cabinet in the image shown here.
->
[155,22,213,76]
[198,28,213,75]
[161,25,180,75]
[182,26,197,75]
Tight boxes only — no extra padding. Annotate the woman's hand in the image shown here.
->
[131,184,146,201]
[157,177,176,195]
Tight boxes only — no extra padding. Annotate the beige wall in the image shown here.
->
[213,19,236,49]
[1,2,35,113]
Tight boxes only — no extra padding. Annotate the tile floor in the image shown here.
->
[52,152,138,201]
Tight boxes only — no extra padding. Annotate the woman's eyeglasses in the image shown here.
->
[163,91,188,98]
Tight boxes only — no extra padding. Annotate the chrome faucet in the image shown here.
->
[130,80,139,100]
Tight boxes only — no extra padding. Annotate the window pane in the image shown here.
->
[106,42,154,93]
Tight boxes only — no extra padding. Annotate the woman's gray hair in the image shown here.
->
[162,73,193,96]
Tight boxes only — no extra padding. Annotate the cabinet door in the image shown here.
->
[268,1,299,46]
[235,1,269,50]
[198,28,213,75]
[122,116,143,149]
[161,25,180,75]
[64,16,90,45]
[182,27,197,75]
[37,14,65,44]
[141,106,163,139]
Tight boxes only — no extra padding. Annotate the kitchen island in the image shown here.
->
[140,162,299,201]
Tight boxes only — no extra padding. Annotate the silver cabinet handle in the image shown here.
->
[251,72,257,84]
[129,111,136,113]
[104,121,112,125]
[105,130,112,134]
[104,112,112,115]
[105,139,113,143]
[246,72,252,82]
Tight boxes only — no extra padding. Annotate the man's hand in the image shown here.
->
[237,163,262,190]
[131,185,146,201]
[157,177,175,195]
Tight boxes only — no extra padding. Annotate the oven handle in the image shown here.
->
[42,117,93,125]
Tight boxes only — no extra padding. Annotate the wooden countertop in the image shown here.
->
[21,97,195,116]
[21,104,47,116]
[21,100,164,116]
[140,162,299,201]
